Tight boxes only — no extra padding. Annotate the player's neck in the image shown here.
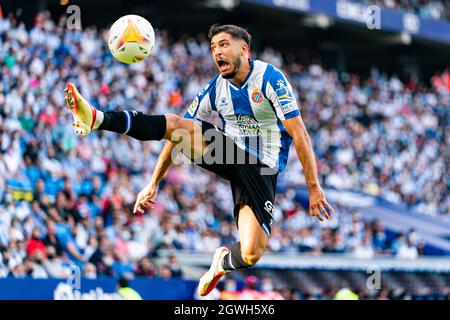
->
[230,59,252,87]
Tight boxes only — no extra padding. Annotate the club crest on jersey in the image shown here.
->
[251,88,263,104]
[188,96,199,116]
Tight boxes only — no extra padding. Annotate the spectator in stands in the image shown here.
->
[353,232,375,259]
[135,256,157,278]
[117,276,142,300]
[334,286,359,300]
[28,251,48,278]
[288,288,301,300]
[111,249,135,277]
[12,264,27,278]
[83,262,98,279]
[167,254,183,278]
[0,261,7,278]
[42,220,64,257]
[371,220,388,254]
[239,276,261,300]
[26,227,46,259]
[82,234,98,262]
[391,233,405,256]
[158,265,173,280]
[258,277,285,300]
[220,278,241,300]
[89,237,115,277]
[43,245,66,278]
[396,238,419,260]
[376,288,390,300]
[0,246,12,277]
[302,291,316,300]
[332,229,348,253]
[54,219,85,268]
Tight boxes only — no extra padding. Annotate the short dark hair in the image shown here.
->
[208,24,252,47]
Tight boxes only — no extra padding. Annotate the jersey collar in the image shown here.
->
[228,59,254,90]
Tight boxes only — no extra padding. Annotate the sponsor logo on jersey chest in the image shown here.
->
[236,114,261,136]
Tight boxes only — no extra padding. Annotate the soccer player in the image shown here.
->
[64,24,334,296]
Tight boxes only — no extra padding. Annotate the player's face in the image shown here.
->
[210,32,246,79]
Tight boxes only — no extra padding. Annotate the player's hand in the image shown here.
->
[308,184,334,222]
[133,182,158,214]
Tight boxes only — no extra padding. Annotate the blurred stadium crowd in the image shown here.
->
[206,272,450,300]
[210,270,450,300]
[359,0,450,21]
[0,11,448,291]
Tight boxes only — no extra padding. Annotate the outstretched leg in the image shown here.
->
[64,82,205,160]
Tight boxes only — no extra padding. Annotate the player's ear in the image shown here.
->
[241,42,249,56]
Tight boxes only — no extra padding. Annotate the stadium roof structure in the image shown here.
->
[241,0,450,45]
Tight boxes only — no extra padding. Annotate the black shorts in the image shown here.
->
[193,120,277,237]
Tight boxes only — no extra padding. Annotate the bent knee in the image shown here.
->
[241,249,263,266]
[164,114,182,134]
[165,114,198,138]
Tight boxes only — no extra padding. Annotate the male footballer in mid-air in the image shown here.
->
[64,24,334,296]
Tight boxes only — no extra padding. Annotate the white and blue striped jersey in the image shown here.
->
[184,59,300,172]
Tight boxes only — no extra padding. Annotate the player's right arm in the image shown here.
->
[133,141,176,214]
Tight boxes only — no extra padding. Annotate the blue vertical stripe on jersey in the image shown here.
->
[230,86,254,117]
[209,74,219,111]
[265,108,292,171]
[230,86,256,156]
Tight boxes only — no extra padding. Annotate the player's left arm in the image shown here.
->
[282,115,334,221]
[265,66,334,221]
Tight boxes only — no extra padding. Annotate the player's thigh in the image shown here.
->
[164,115,205,160]
[237,204,268,257]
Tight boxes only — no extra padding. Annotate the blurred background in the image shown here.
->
[0,0,449,300]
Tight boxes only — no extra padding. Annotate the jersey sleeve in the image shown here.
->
[183,83,212,121]
[264,65,300,120]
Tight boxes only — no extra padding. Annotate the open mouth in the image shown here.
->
[216,59,230,72]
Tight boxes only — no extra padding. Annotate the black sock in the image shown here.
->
[98,111,166,141]
[221,242,253,271]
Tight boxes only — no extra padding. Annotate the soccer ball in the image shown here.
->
[108,15,155,64]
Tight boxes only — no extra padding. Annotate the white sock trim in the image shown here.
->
[93,109,104,130]
[228,252,235,270]
[123,110,131,135]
